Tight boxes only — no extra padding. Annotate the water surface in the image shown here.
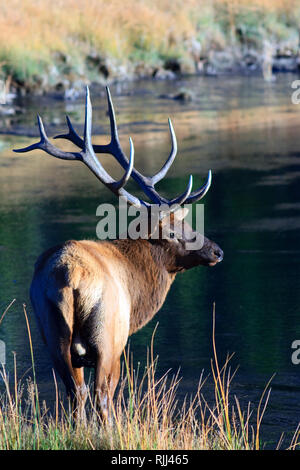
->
[0,74,299,447]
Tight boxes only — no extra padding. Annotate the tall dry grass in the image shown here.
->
[0,0,299,86]
[0,301,299,450]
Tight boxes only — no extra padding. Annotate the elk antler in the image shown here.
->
[14,86,211,208]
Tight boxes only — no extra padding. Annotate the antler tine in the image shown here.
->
[14,114,81,161]
[184,169,212,204]
[111,137,135,191]
[150,118,177,185]
[54,115,86,149]
[105,86,122,146]
[169,174,193,206]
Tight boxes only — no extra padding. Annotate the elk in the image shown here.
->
[14,87,223,420]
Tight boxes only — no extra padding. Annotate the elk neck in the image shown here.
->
[111,238,182,335]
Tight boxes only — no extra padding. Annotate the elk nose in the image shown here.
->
[213,247,224,261]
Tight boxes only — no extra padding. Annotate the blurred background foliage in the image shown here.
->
[0,0,299,92]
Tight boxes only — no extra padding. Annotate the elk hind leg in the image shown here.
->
[44,298,87,420]
[94,355,120,423]
[50,337,87,421]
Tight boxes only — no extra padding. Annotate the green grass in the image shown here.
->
[0,301,299,450]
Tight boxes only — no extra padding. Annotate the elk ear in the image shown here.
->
[159,207,189,222]
[174,207,189,221]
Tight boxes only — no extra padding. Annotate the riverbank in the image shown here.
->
[0,0,300,107]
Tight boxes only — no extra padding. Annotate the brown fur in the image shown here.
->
[111,239,176,334]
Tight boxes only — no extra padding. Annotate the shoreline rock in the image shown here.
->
[0,43,299,118]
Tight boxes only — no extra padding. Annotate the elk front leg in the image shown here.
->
[109,358,120,399]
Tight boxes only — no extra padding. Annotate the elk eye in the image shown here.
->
[169,232,175,239]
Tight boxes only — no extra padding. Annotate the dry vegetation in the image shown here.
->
[0,0,299,90]
[0,303,299,450]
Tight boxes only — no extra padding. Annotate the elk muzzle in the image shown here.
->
[208,243,224,266]
[194,238,224,267]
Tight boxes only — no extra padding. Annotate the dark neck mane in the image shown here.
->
[112,239,178,334]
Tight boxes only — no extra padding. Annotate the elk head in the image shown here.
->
[156,208,223,271]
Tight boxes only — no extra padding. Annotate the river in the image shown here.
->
[0,74,299,448]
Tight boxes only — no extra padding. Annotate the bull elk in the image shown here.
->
[14,87,223,420]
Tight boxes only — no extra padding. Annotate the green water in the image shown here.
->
[0,75,299,447]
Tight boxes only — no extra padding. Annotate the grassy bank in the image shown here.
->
[0,304,299,450]
[0,0,300,95]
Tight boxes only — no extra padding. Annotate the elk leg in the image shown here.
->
[94,356,111,422]
[93,356,121,423]
[49,338,87,421]
[72,366,87,422]
[109,358,120,400]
